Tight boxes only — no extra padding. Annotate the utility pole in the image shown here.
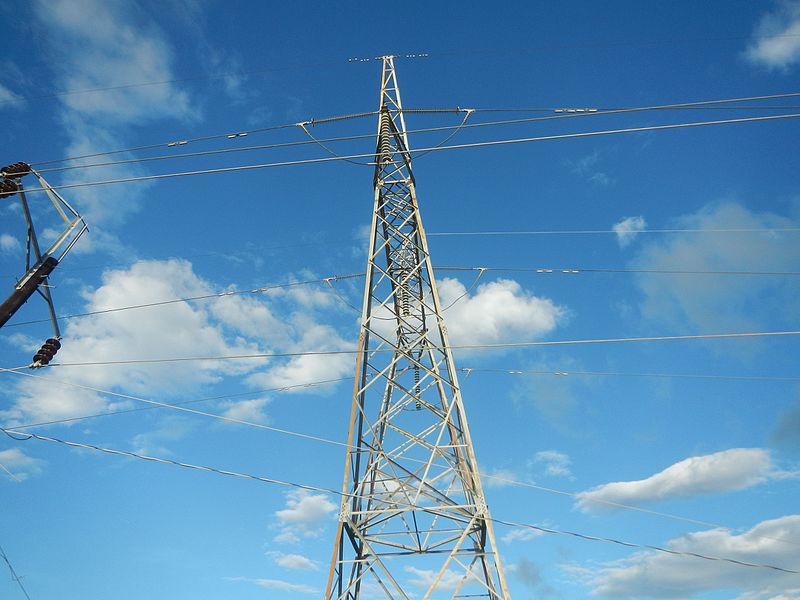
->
[326,56,510,600]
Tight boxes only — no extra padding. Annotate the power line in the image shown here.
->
[3,427,796,575]
[458,367,800,383]
[31,331,800,368]
[430,228,800,237]
[15,112,800,195]
[5,368,797,549]
[2,273,364,328]
[31,92,800,171]
[439,265,800,276]
[7,377,352,430]
[0,544,31,600]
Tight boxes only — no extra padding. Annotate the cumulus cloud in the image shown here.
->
[576,448,778,512]
[570,515,800,598]
[0,448,45,481]
[746,0,800,70]
[612,216,647,248]
[0,260,266,425]
[532,450,573,478]
[632,202,800,332]
[273,489,337,543]
[438,278,565,347]
[405,564,482,592]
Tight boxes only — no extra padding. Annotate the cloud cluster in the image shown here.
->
[746,0,800,70]
[0,259,352,428]
[576,448,781,512]
[570,515,800,598]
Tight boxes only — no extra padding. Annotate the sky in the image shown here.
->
[1,1,799,598]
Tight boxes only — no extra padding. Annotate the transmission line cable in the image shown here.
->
[430,228,800,237]
[439,265,800,276]
[15,112,800,195]
[34,331,800,367]
[458,367,800,383]
[4,367,797,548]
[2,427,796,574]
[2,273,364,328]
[8,377,352,430]
[0,544,31,600]
[31,92,800,172]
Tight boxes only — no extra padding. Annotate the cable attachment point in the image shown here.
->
[31,337,61,368]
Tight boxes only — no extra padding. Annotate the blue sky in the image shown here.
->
[1,1,800,598]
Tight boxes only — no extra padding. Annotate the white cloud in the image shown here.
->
[571,515,800,598]
[0,83,24,109]
[569,150,614,186]
[501,528,544,543]
[438,278,565,347]
[0,448,45,481]
[481,465,524,489]
[612,216,647,248]
[576,448,777,512]
[632,202,800,332]
[226,576,318,594]
[267,551,319,571]
[746,1,800,70]
[219,397,271,423]
[273,489,337,543]
[0,233,21,253]
[532,450,573,478]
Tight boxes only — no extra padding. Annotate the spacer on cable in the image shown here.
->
[0,162,31,178]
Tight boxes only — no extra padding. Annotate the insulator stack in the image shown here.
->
[1,162,31,178]
[33,337,61,366]
[379,109,393,162]
[0,161,30,198]
[0,179,19,197]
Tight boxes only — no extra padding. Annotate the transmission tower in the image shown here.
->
[326,56,510,600]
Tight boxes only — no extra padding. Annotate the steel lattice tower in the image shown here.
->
[326,56,510,600]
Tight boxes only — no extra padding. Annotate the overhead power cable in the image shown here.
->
[0,544,31,600]
[16,112,800,195]
[5,367,797,548]
[439,265,800,276]
[430,228,800,237]
[31,92,800,172]
[33,331,800,368]
[7,377,352,430]
[458,367,800,383]
[2,273,364,328]
[3,427,796,575]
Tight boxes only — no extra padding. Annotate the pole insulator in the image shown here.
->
[33,337,61,366]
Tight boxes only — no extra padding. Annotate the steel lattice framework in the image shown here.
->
[326,56,510,600]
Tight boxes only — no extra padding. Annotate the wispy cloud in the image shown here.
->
[576,448,781,512]
[631,201,800,333]
[612,216,647,248]
[226,576,318,594]
[746,0,800,70]
[531,450,573,479]
[568,515,800,598]
[0,83,24,110]
[0,448,45,481]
